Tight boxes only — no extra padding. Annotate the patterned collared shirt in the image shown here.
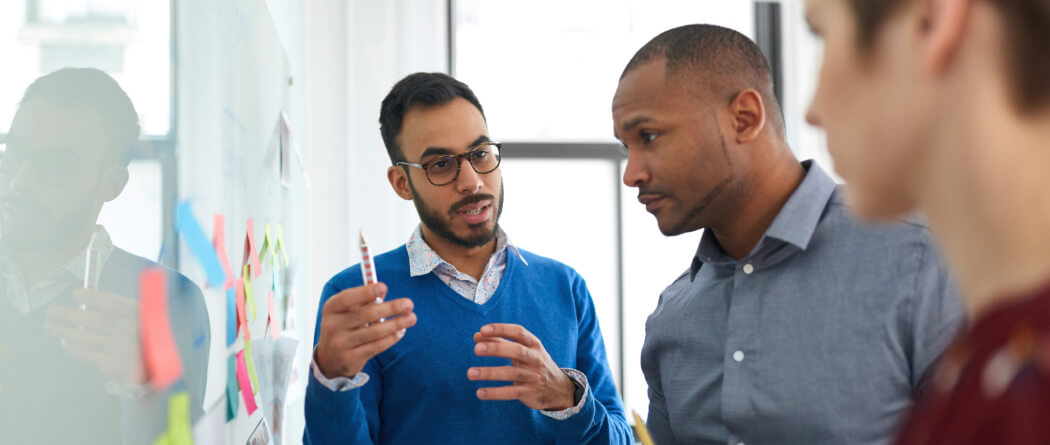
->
[406,225,527,305]
[312,225,588,420]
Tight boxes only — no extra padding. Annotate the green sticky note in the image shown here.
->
[244,337,260,394]
[167,392,192,445]
[226,353,239,421]
[243,265,257,322]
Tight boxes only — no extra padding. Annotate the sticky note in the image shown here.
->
[243,265,257,321]
[140,268,183,390]
[214,214,235,290]
[276,224,290,267]
[267,290,279,340]
[167,392,192,445]
[175,201,227,288]
[243,219,262,278]
[258,224,275,268]
[244,337,260,394]
[235,277,246,338]
[226,353,239,420]
[226,287,236,347]
[236,350,258,415]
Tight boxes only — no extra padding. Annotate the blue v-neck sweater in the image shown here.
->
[305,245,631,444]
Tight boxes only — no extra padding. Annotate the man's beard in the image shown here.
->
[408,178,505,248]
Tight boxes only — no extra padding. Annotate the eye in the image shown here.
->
[431,158,452,169]
[641,131,659,144]
[470,150,489,160]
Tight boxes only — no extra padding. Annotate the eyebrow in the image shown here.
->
[620,116,653,134]
[419,135,491,160]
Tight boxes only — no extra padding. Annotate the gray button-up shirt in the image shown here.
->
[641,161,964,445]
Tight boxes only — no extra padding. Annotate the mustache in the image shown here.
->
[637,188,665,198]
[449,194,496,213]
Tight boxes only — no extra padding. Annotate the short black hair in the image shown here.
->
[622,24,785,134]
[379,72,486,164]
[19,67,140,166]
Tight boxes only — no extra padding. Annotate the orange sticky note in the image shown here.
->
[243,219,261,278]
[235,350,258,415]
[214,214,234,290]
[140,268,183,390]
[267,290,280,340]
[235,277,246,337]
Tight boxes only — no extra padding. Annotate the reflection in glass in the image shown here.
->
[0,68,208,444]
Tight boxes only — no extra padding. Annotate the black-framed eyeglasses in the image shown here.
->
[396,141,502,186]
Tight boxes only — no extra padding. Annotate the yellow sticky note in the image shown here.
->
[276,224,289,267]
[243,265,257,322]
[632,410,656,445]
[167,392,192,445]
[258,223,279,272]
[244,337,260,395]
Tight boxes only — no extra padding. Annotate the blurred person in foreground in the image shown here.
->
[805,0,1050,443]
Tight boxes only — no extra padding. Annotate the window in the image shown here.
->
[0,0,174,261]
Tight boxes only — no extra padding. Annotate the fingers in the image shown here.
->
[476,323,540,348]
[474,340,536,364]
[327,298,413,330]
[71,289,137,315]
[323,283,389,314]
[343,312,417,349]
[475,385,522,401]
[467,366,537,383]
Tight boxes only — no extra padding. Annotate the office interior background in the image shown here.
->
[0,0,835,442]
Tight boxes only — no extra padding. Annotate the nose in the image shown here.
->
[805,104,822,127]
[621,148,649,188]
[454,157,484,194]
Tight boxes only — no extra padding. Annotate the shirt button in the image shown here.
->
[742,263,754,274]
[733,350,745,362]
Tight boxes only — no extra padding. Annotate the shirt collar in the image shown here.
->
[691,160,837,279]
[3,225,116,313]
[406,225,526,278]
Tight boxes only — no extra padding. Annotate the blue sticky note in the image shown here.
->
[226,288,236,346]
[175,201,227,288]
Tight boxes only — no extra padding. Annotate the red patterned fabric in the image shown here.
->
[895,282,1050,445]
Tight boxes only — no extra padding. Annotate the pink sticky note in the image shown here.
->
[140,268,184,390]
[243,219,262,278]
[235,350,258,415]
[235,277,246,338]
[214,215,234,290]
[268,290,279,340]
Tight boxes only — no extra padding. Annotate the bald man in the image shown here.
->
[612,25,964,445]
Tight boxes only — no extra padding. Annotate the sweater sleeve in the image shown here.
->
[541,272,633,445]
[304,280,383,444]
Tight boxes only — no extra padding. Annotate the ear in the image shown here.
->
[728,89,767,144]
[921,0,970,75]
[387,165,415,201]
[99,166,128,203]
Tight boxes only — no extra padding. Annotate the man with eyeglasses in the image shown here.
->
[0,68,209,444]
[304,72,631,444]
